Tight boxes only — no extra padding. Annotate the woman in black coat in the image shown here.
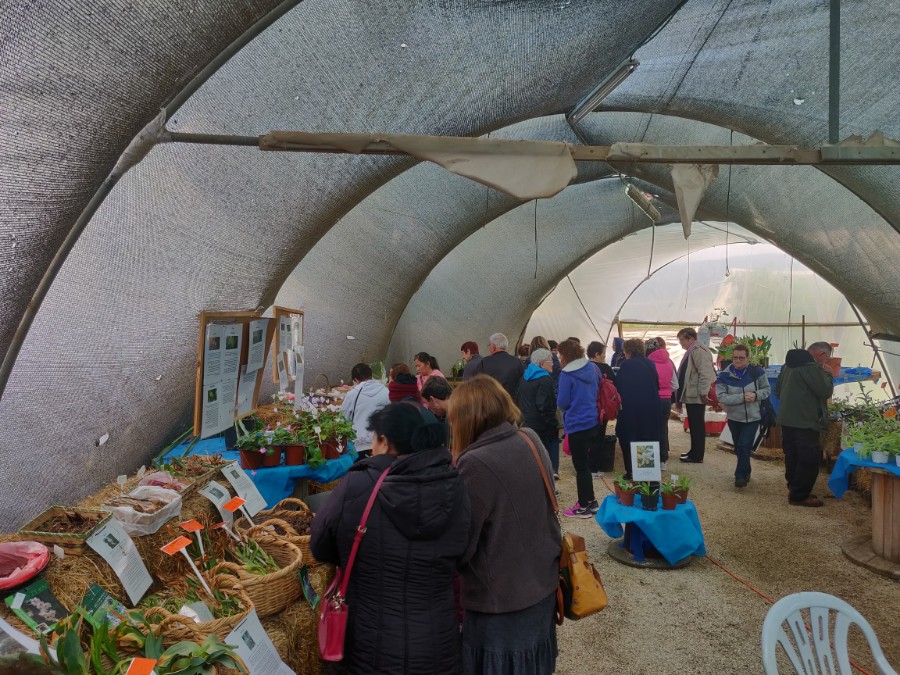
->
[615,338,662,479]
[310,402,471,674]
[516,348,560,475]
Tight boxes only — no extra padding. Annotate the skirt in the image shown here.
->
[461,591,558,675]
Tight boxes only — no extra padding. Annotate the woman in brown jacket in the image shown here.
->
[450,375,561,675]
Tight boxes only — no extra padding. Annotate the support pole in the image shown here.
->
[801,314,806,349]
[848,303,897,399]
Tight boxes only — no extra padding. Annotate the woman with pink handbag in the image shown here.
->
[310,402,470,674]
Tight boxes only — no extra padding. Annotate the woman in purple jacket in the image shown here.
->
[556,339,601,518]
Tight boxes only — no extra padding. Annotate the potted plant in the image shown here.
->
[283,426,307,466]
[660,480,679,510]
[259,433,282,468]
[674,474,693,504]
[613,473,636,506]
[637,482,658,511]
[317,410,356,459]
[235,433,264,470]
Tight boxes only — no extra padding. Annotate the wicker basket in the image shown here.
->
[235,498,318,566]
[212,534,303,618]
[140,574,253,645]
[308,478,341,495]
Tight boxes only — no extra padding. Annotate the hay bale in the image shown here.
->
[260,564,334,675]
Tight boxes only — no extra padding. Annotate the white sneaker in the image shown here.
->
[660,462,668,471]
[553,473,560,481]
[591,471,604,478]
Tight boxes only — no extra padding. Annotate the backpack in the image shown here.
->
[597,374,621,423]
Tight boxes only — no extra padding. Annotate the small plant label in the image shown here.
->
[161,536,212,597]
[160,536,191,556]
[179,520,205,558]
[52,545,64,560]
[125,657,157,675]
[223,496,254,527]
[9,593,24,610]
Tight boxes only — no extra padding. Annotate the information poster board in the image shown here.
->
[194,311,276,440]
[272,306,304,386]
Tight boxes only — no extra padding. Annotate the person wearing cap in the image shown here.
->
[311,402,470,674]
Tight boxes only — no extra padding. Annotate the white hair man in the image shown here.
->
[474,332,525,399]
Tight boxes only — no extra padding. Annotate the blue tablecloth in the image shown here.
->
[828,448,900,499]
[595,495,706,565]
[764,366,875,412]
[165,438,356,508]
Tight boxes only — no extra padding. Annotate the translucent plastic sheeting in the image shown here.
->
[525,230,896,394]
[525,221,759,345]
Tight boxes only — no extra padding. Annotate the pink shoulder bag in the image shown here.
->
[318,467,391,662]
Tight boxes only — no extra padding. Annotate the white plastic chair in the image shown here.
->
[762,592,897,675]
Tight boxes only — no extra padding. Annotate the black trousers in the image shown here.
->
[588,422,608,472]
[685,403,707,460]
[782,426,822,502]
[568,426,599,506]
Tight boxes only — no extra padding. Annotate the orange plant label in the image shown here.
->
[160,536,192,556]
[179,519,204,533]
[222,497,246,513]
[125,657,158,675]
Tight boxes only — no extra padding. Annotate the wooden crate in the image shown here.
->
[18,506,111,555]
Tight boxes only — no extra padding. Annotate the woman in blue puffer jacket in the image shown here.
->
[714,344,770,488]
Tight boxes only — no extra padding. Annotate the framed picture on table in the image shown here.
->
[631,442,662,482]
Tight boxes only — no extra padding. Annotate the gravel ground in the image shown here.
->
[553,421,900,674]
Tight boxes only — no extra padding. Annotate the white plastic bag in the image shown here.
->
[138,471,190,492]
[103,486,182,536]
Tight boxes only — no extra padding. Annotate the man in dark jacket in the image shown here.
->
[775,343,834,507]
[517,348,559,476]
[475,332,525,399]
[310,403,470,674]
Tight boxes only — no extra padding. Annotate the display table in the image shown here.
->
[595,495,706,567]
[828,449,900,579]
[165,438,356,509]
[765,366,879,412]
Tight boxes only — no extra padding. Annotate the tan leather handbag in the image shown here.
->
[519,430,608,622]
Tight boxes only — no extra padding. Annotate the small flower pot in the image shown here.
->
[239,448,263,470]
[321,440,342,460]
[640,493,658,511]
[284,444,306,466]
[661,493,679,510]
[262,447,282,467]
[852,442,866,457]
[617,489,636,506]
[895,455,900,469]
[674,489,688,504]
[825,357,842,377]
[871,450,889,464]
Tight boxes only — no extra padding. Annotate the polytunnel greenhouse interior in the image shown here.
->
[1,1,899,673]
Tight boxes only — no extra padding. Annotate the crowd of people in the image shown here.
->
[313,330,837,673]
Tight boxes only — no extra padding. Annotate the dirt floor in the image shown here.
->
[554,421,900,674]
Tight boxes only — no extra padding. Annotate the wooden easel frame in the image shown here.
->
[194,310,277,434]
[272,306,305,383]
